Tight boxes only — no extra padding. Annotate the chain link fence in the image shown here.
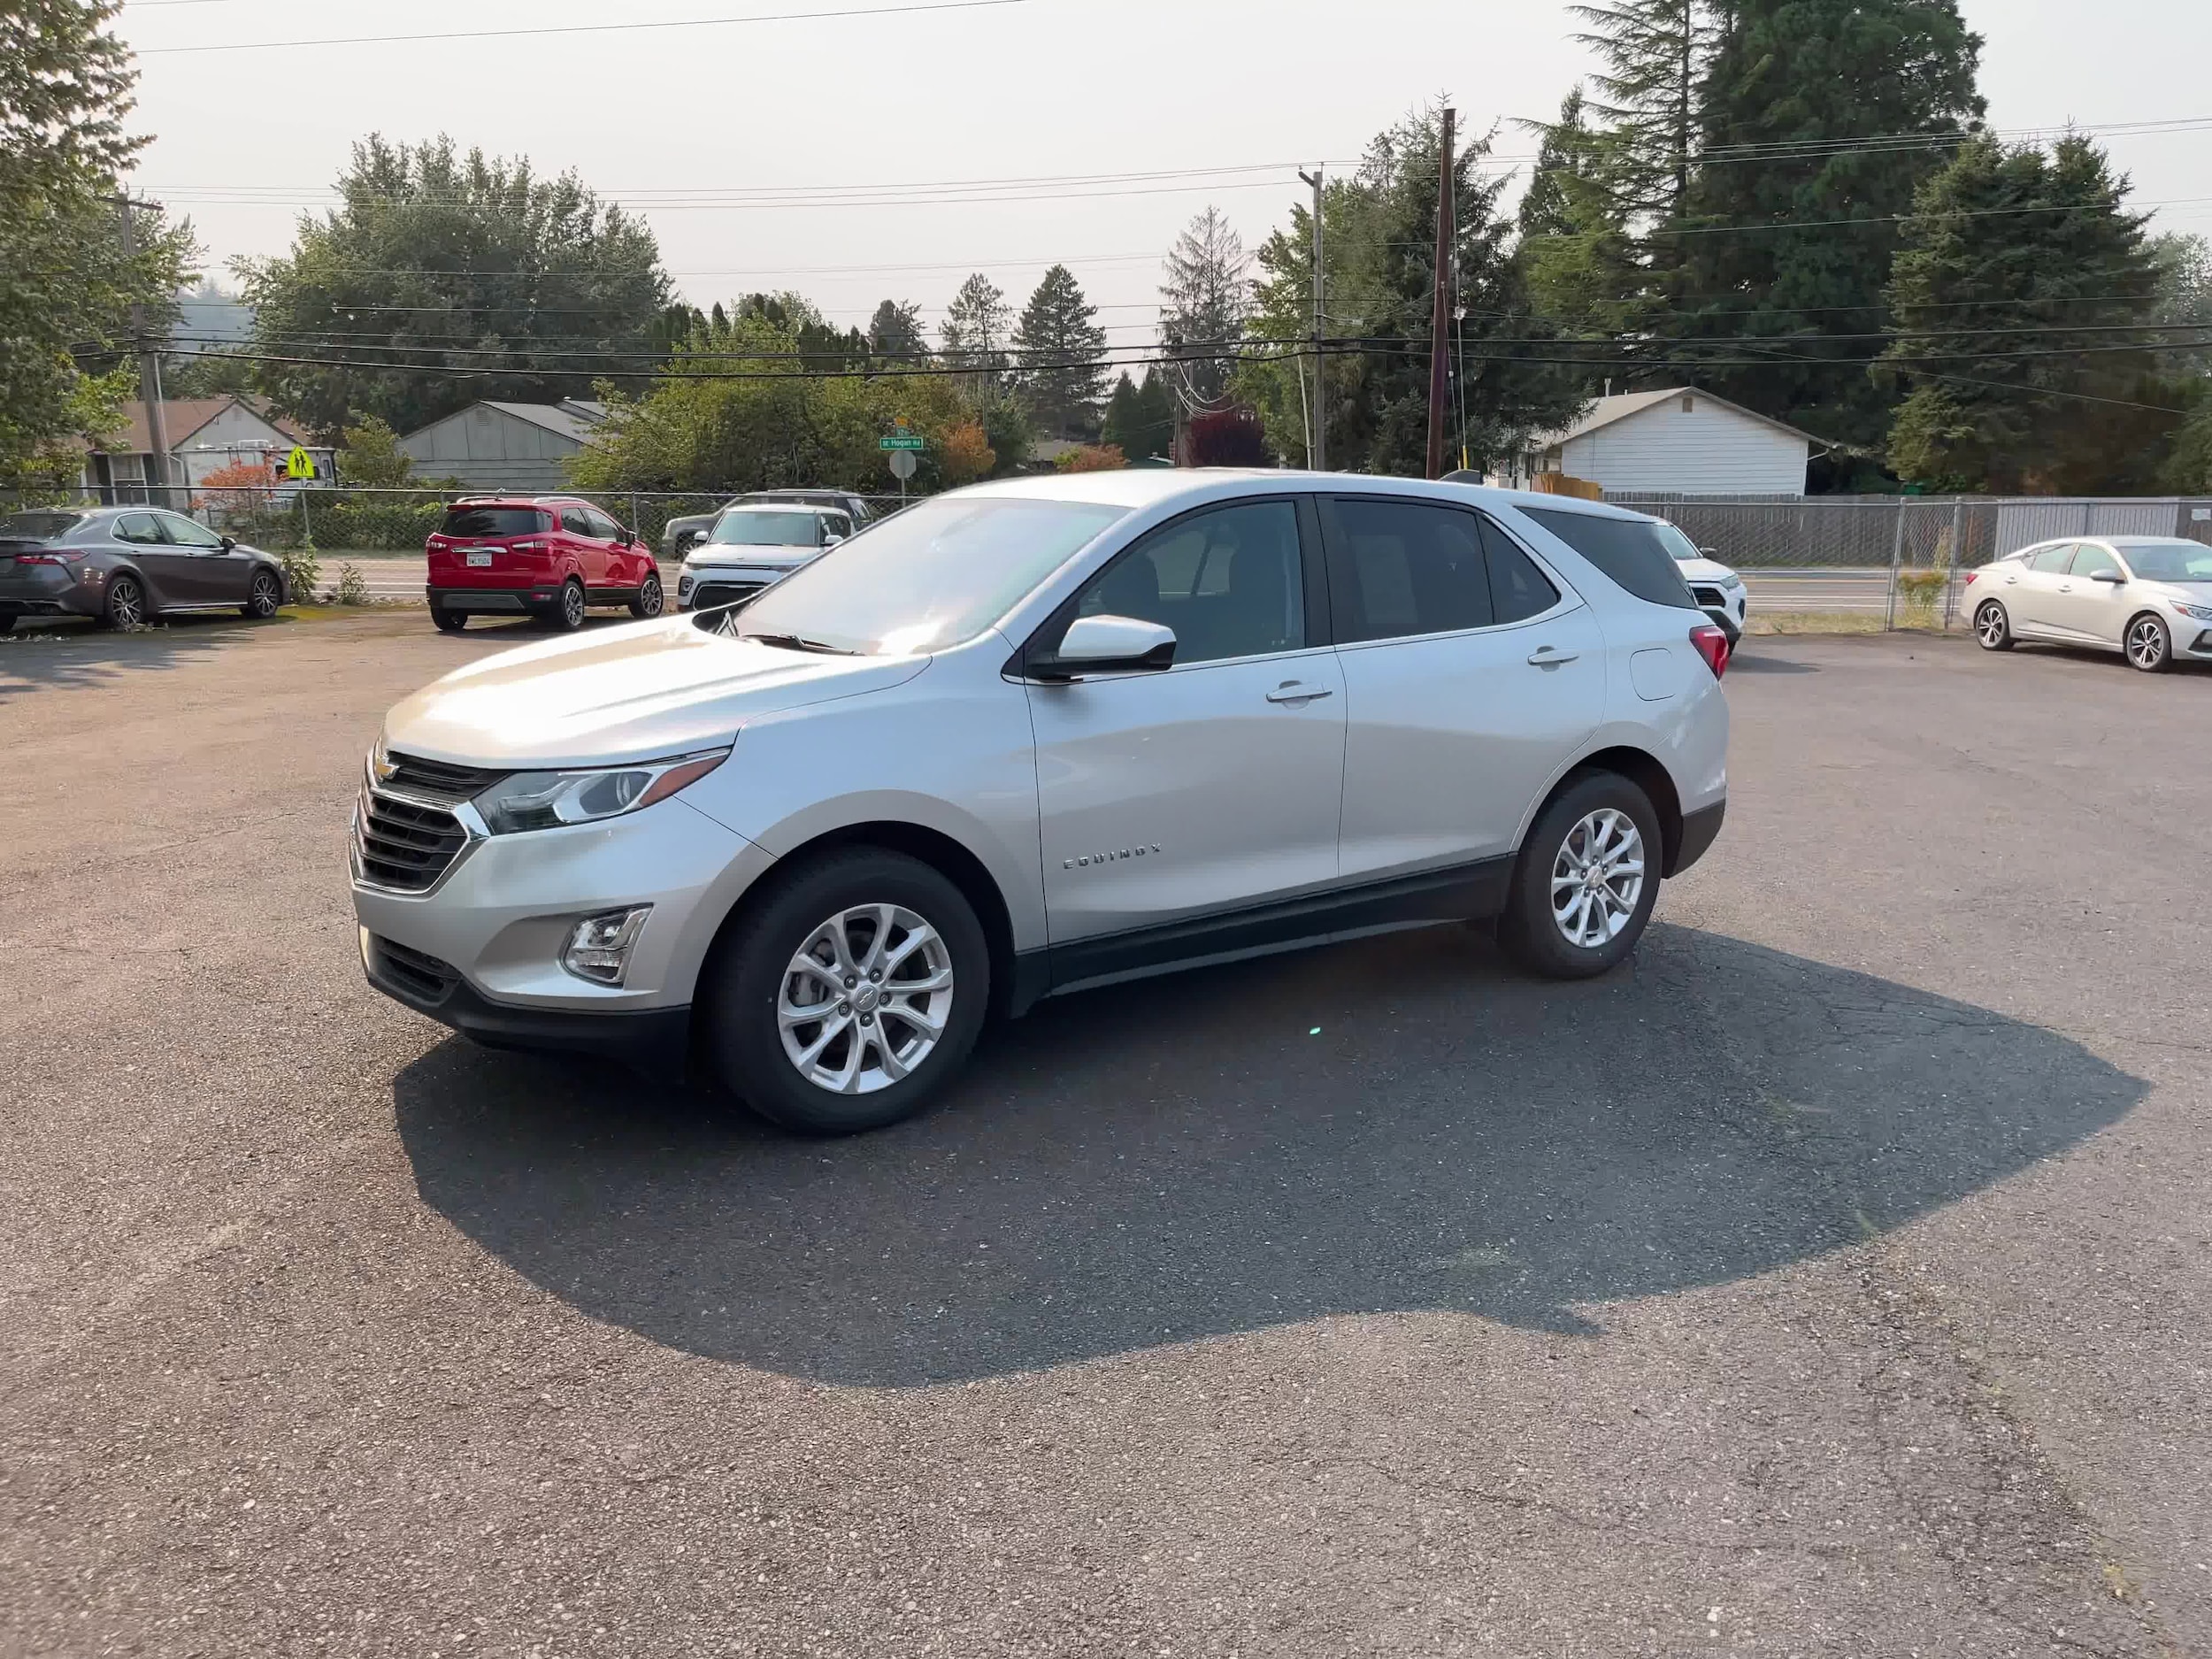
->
[11,480,2210,629]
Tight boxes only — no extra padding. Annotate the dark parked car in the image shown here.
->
[0,506,289,632]
[658,488,876,559]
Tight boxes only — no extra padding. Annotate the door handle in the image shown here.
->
[1526,647,1579,667]
[1265,681,1333,704]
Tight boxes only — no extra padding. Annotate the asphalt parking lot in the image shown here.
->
[4,615,2208,1656]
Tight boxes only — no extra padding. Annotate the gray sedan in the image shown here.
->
[0,506,290,632]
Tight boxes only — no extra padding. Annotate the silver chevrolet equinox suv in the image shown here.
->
[354,472,1731,1133]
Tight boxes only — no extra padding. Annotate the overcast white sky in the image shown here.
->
[119,0,2212,350]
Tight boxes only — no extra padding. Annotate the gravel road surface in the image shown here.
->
[3,616,2207,1656]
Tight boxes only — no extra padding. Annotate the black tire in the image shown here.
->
[1973,598,2014,651]
[542,578,588,632]
[431,605,468,633]
[2124,611,2171,673]
[629,571,664,619]
[1498,771,1664,980]
[702,849,990,1135]
[104,572,146,631]
[242,567,281,619]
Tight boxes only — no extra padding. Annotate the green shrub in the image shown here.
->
[335,562,369,606]
[281,544,323,604]
[1895,567,1948,626]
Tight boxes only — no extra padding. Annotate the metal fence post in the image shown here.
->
[1884,499,1906,630]
[1943,496,1964,632]
[299,488,311,547]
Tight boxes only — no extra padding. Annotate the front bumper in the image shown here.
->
[351,788,777,1058]
[361,928,694,1077]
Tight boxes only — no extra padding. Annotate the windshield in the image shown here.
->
[2119,541,2212,582]
[440,507,545,538]
[709,511,819,547]
[709,495,1131,655]
[1650,521,1702,563]
[1519,508,1700,610]
[0,511,88,541]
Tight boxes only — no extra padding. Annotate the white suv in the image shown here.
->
[676,503,853,611]
[353,473,1731,1133]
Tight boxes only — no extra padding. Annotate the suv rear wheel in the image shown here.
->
[702,849,989,1134]
[543,578,588,632]
[1498,772,1663,979]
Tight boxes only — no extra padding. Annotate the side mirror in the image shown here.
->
[822,533,844,548]
[219,534,236,551]
[1033,614,1177,680]
[2091,568,2126,584]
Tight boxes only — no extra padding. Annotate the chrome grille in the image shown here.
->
[356,790,470,891]
[382,749,506,804]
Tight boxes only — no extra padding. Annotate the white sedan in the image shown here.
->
[1967,536,2212,672]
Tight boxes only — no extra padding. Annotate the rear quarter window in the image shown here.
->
[1518,508,1700,611]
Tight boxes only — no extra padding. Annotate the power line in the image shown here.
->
[133,0,1032,53]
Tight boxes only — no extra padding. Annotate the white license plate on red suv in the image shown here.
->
[465,550,493,567]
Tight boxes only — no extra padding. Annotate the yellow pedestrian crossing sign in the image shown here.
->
[283,446,317,480]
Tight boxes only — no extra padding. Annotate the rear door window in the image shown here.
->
[1518,508,1699,610]
[114,512,165,545]
[440,507,545,539]
[2026,544,2077,573]
[1478,518,1563,624]
[1322,497,1494,642]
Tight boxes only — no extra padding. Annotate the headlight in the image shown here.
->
[2174,601,2212,622]
[472,749,729,834]
[1722,574,1744,591]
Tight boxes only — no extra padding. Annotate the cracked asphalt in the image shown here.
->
[2,613,2208,1656]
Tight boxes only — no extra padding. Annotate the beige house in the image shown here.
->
[81,396,333,503]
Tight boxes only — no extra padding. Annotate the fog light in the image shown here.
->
[563,906,650,986]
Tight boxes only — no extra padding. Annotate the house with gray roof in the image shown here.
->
[396,400,611,492]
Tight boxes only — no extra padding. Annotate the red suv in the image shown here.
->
[424,496,664,633]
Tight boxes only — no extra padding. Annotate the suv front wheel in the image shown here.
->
[1498,772,1663,979]
[703,849,990,1134]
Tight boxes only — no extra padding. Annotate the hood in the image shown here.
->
[382,616,928,767]
[1673,556,1738,584]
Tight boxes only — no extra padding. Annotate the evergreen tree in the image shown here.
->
[1673,0,1984,449]
[1880,134,2171,493]
[1011,265,1109,438]
[1102,369,1175,460]
[1158,208,1250,407]
[940,273,1011,396]
[1515,87,1642,380]
[1570,0,1717,279]
[866,298,927,362]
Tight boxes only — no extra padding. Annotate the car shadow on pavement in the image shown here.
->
[0,614,278,698]
[1724,650,1820,674]
[394,922,2143,1386]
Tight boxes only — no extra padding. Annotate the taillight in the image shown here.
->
[1689,623,1731,680]
[1962,569,1978,585]
[13,551,66,565]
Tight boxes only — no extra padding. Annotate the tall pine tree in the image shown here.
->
[940,273,1011,397]
[1158,208,1250,408]
[1515,86,1643,382]
[1673,0,1984,452]
[1011,265,1109,438]
[1880,134,2170,493]
[1570,0,1717,288]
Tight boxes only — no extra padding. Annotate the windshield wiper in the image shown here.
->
[741,631,858,655]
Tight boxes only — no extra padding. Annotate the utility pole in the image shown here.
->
[1425,107,1455,480]
[1297,165,1326,472]
[114,196,174,510]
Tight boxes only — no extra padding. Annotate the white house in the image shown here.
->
[396,400,610,492]
[80,396,333,503]
[1506,388,1826,497]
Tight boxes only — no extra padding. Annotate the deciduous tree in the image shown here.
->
[238,134,671,437]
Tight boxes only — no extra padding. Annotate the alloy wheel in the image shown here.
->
[776,902,956,1094]
[2126,615,2168,671]
[110,577,143,629]
[1550,808,1646,949]
[563,583,586,628]
[638,574,664,618]
[250,572,279,617]
[1976,603,2008,648]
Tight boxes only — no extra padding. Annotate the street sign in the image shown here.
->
[283,446,317,480]
[887,448,918,481]
[879,435,926,450]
